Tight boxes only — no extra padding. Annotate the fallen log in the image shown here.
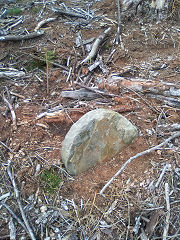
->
[99,75,180,98]
[0,30,44,41]
[61,88,101,100]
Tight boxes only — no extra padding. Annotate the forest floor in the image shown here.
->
[0,0,179,239]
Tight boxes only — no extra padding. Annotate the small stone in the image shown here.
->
[40,205,47,213]
[61,109,138,175]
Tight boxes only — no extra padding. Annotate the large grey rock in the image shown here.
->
[61,109,138,175]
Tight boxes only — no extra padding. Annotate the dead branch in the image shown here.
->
[118,82,160,114]
[3,96,17,130]
[9,91,25,99]
[7,16,23,31]
[88,60,101,71]
[145,210,164,237]
[80,28,111,64]
[105,75,180,98]
[147,95,180,108]
[34,17,56,31]
[99,132,180,195]
[52,7,87,19]
[106,48,116,63]
[0,192,10,201]
[61,88,101,100]
[38,0,46,18]
[76,82,117,98]
[66,67,72,82]
[0,30,44,41]
[155,164,170,189]
[0,141,14,153]
[163,183,170,240]
[140,228,149,240]
[158,123,180,132]
[7,161,36,240]
[76,32,84,53]
[76,35,95,48]
[1,202,27,230]
[115,0,121,44]
[0,68,25,78]
[51,61,69,71]
[45,49,49,95]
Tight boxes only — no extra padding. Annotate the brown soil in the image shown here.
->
[0,0,179,238]
[0,0,179,197]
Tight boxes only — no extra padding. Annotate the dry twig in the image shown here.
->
[99,132,180,195]
[119,83,160,114]
[9,91,25,99]
[155,164,170,189]
[115,0,121,44]
[81,28,111,64]
[0,141,14,153]
[163,183,170,240]
[7,161,36,240]
[75,82,117,98]
[34,17,56,31]
[52,7,87,19]
[145,210,164,237]
[1,202,27,230]
[3,96,17,130]
[0,68,25,78]
[0,31,44,41]
[45,49,49,95]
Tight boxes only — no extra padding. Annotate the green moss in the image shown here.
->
[40,169,62,194]
[6,8,23,16]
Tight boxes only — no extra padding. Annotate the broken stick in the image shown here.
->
[115,0,121,44]
[34,17,56,31]
[99,132,180,195]
[7,161,36,240]
[81,27,111,64]
[163,183,170,240]
[0,31,44,41]
[3,96,17,130]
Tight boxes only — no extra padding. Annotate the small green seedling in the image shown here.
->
[26,50,56,71]
[42,50,56,62]
[26,58,45,71]
[40,169,61,194]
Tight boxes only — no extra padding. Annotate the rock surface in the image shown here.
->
[61,109,138,175]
